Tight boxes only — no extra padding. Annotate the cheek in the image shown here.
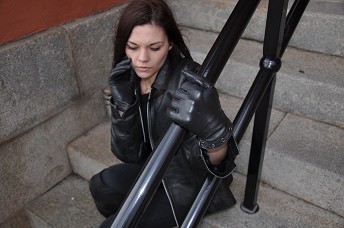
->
[125,49,133,59]
[155,50,169,65]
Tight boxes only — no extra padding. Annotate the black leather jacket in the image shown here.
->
[110,57,238,226]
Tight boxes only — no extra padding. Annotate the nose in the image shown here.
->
[138,49,149,62]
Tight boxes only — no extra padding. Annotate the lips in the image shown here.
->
[137,66,151,72]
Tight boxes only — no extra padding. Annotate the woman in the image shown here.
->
[89,0,239,227]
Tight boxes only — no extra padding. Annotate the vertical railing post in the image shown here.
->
[241,0,310,213]
[240,0,288,213]
[241,76,277,213]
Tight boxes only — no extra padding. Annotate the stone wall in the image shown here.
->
[0,5,124,223]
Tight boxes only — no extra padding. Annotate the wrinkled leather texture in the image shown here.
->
[110,57,237,225]
[109,58,137,112]
[169,70,231,147]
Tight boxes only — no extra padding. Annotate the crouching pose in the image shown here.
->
[89,0,238,227]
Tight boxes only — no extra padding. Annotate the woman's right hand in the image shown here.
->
[109,58,136,112]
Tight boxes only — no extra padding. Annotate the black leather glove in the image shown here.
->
[108,58,136,112]
[169,70,232,149]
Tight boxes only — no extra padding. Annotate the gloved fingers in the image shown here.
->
[169,105,191,126]
[180,81,202,99]
[129,68,137,82]
[118,56,131,67]
[174,87,189,99]
[170,96,192,111]
[169,94,193,119]
[109,58,132,80]
[182,70,212,89]
[169,95,183,114]
[169,97,180,121]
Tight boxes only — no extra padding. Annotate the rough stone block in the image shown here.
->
[0,209,32,228]
[0,91,107,223]
[0,29,78,144]
[63,6,123,96]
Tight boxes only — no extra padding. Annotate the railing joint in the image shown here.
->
[259,57,282,73]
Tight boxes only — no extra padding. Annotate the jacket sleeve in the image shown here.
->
[179,59,239,178]
[199,136,239,178]
[182,133,239,178]
[110,95,149,163]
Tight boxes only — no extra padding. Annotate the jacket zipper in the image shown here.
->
[146,92,154,148]
[162,180,180,227]
[137,89,147,143]
[146,91,179,227]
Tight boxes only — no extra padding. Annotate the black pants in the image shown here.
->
[89,163,177,228]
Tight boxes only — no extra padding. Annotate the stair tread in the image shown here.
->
[184,27,344,128]
[202,173,344,228]
[185,27,344,88]
[26,175,103,228]
[25,173,344,228]
[267,114,344,176]
[168,0,344,57]
[222,95,344,217]
[67,120,121,180]
[261,114,344,217]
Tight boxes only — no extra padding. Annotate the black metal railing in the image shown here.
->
[241,0,310,213]
[111,0,309,227]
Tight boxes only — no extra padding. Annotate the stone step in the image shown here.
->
[66,121,122,181]
[202,172,344,228]
[25,175,103,228]
[184,27,344,128]
[24,173,344,228]
[167,0,344,57]
[221,95,344,218]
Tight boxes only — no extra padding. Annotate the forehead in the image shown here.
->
[128,24,168,44]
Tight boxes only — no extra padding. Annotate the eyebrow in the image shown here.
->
[127,41,165,46]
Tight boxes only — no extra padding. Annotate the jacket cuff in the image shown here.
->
[198,127,231,149]
[200,136,240,178]
[110,95,138,119]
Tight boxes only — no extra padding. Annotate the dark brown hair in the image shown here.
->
[112,0,192,68]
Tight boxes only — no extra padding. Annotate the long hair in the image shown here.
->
[112,0,192,68]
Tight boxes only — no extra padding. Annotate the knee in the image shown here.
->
[89,172,106,208]
[89,172,102,199]
[89,172,121,217]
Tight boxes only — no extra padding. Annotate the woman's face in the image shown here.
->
[125,24,170,83]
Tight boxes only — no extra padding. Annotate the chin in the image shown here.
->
[136,72,154,79]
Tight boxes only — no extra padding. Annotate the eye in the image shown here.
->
[127,45,137,51]
[150,47,161,52]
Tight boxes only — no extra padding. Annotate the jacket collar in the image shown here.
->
[150,58,172,94]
